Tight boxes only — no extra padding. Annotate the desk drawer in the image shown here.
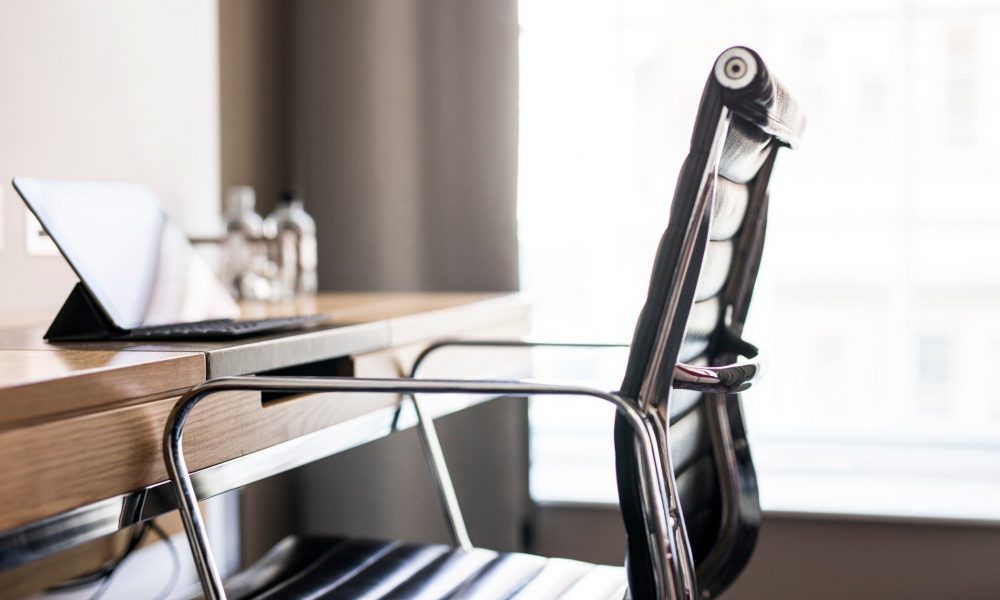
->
[0,388,398,534]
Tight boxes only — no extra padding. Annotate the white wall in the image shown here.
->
[0,0,220,316]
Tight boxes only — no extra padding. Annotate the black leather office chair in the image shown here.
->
[163,46,803,600]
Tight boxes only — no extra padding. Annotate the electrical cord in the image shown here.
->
[43,522,150,594]
[85,568,115,600]
[86,522,151,600]
[149,521,181,600]
[43,519,182,600]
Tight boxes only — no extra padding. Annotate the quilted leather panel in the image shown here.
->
[669,387,704,421]
[482,557,623,600]
[694,241,732,302]
[228,536,627,600]
[382,548,504,598]
[676,451,722,563]
[685,297,720,340]
[710,178,749,241]
[666,406,712,476]
[555,566,629,600]
[718,117,773,184]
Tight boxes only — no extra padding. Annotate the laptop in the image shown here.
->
[12,177,331,340]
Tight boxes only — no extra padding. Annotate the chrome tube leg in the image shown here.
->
[626,412,688,600]
[646,409,698,600]
[409,394,473,549]
[163,392,227,600]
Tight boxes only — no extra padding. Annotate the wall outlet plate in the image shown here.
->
[24,210,58,256]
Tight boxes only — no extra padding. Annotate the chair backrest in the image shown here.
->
[615,47,804,599]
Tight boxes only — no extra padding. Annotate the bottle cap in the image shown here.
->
[280,187,302,205]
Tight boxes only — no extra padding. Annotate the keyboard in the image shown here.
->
[120,314,332,340]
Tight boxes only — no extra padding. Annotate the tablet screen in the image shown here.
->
[13,177,240,330]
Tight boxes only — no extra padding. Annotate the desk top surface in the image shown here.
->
[0,292,526,427]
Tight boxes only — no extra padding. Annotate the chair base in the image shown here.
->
[222,536,627,599]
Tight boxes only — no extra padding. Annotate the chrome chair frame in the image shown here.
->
[164,365,759,600]
[163,46,797,600]
[396,46,800,600]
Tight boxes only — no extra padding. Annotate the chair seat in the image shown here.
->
[222,536,627,599]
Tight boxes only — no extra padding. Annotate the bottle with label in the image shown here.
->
[221,186,271,300]
[263,188,318,300]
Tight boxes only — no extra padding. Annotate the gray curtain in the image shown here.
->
[239,0,525,562]
[292,0,519,292]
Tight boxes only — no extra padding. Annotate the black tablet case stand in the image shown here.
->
[45,283,124,341]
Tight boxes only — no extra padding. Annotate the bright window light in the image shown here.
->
[520,0,1000,520]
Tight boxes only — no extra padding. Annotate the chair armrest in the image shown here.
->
[411,339,762,394]
[672,359,761,394]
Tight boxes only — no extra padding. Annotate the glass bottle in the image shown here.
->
[222,186,269,300]
[263,188,318,300]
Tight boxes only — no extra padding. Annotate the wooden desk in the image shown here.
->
[0,292,530,575]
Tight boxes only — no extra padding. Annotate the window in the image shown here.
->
[521,0,1000,520]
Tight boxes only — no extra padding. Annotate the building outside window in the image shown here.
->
[521,0,1000,520]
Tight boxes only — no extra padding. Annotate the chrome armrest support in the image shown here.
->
[409,339,630,378]
[409,338,762,394]
[163,376,685,600]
